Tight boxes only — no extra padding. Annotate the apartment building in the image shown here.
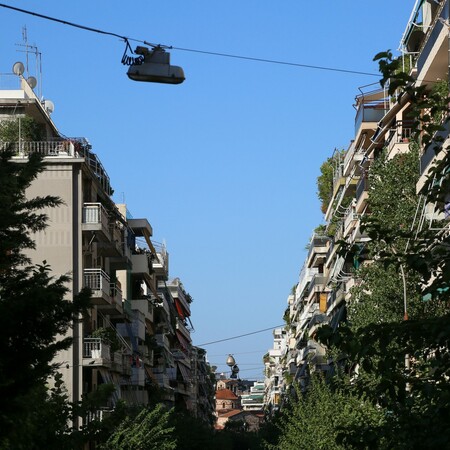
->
[240,381,265,411]
[265,0,450,402]
[0,69,210,422]
[263,327,287,413]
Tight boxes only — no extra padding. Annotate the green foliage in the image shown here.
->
[317,156,335,214]
[349,262,420,329]
[311,53,450,449]
[0,116,45,142]
[0,149,61,270]
[91,326,122,353]
[102,404,176,450]
[0,149,91,445]
[273,377,384,450]
[265,49,450,450]
[366,146,420,239]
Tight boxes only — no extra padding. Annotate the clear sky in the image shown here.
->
[1,1,412,379]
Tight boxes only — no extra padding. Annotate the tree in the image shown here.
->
[317,151,345,214]
[313,51,450,449]
[0,116,45,143]
[102,404,177,450]
[272,376,384,450]
[0,148,91,446]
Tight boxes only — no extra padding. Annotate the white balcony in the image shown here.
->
[83,269,123,314]
[4,140,75,157]
[82,203,109,239]
[83,338,111,367]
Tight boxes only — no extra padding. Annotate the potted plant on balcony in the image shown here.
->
[91,327,121,355]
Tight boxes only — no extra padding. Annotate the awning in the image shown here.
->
[175,298,186,320]
[177,363,190,382]
[176,330,191,350]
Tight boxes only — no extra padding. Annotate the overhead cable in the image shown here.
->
[198,324,285,346]
[0,3,379,77]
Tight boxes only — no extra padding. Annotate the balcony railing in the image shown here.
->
[417,1,448,75]
[84,268,110,292]
[110,283,123,306]
[82,202,108,224]
[355,176,369,202]
[307,274,326,297]
[306,235,330,262]
[355,99,388,136]
[83,338,111,359]
[1,140,75,157]
[82,203,110,238]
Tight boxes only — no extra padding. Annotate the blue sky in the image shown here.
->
[1,1,411,378]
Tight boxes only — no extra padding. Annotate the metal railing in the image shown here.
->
[84,268,110,292]
[1,140,75,156]
[355,176,369,202]
[83,337,111,359]
[82,203,109,233]
[110,283,123,306]
[307,275,326,297]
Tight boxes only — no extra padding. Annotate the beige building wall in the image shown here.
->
[25,160,84,404]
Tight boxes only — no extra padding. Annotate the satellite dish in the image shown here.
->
[27,76,37,89]
[12,61,25,76]
[44,100,55,114]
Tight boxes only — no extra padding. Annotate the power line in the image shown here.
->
[171,46,379,77]
[198,324,285,346]
[208,350,268,357]
[0,3,380,77]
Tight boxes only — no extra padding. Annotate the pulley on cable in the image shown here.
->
[122,39,185,85]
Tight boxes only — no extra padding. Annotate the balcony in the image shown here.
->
[296,347,309,365]
[153,371,171,389]
[156,333,171,351]
[83,338,111,366]
[176,318,191,342]
[355,176,369,213]
[385,120,413,155]
[130,366,145,386]
[326,288,345,312]
[131,252,153,285]
[153,242,169,279]
[308,313,329,335]
[418,120,450,190]
[343,206,360,238]
[307,274,326,298]
[4,140,75,157]
[131,298,154,324]
[354,89,388,141]
[306,235,330,268]
[83,269,123,314]
[111,351,132,376]
[82,203,110,239]
[416,1,449,82]
[84,408,114,426]
[343,141,364,177]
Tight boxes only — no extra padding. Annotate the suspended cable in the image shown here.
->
[171,46,379,76]
[0,3,128,41]
[208,350,268,357]
[0,2,379,77]
[198,324,285,346]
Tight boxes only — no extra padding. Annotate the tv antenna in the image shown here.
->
[15,26,43,98]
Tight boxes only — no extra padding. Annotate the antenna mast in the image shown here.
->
[15,26,43,98]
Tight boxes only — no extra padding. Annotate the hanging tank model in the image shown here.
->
[127,46,185,85]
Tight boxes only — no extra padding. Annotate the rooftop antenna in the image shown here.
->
[15,26,43,98]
